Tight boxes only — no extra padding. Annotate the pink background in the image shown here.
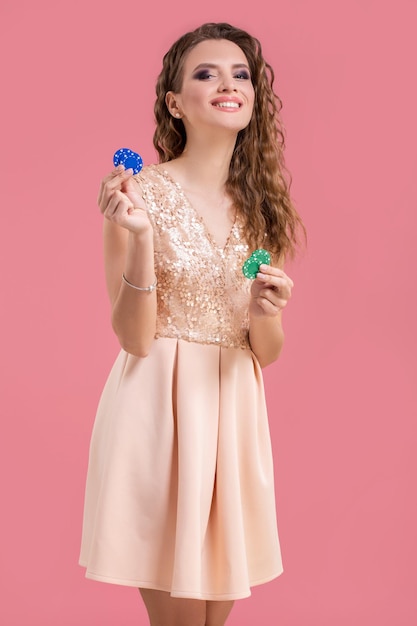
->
[1,0,416,624]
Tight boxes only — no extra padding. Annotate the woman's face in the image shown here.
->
[167,39,255,135]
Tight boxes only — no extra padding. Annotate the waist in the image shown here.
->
[155,326,250,350]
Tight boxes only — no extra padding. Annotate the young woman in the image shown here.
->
[79,22,304,626]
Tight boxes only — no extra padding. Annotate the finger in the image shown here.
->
[107,164,126,180]
[258,264,294,288]
[259,272,294,291]
[258,264,286,277]
[103,190,133,220]
[256,295,283,316]
[129,206,148,215]
[104,169,134,204]
[102,190,123,218]
[122,174,142,192]
[255,276,293,300]
[100,165,125,186]
[97,167,134,207]
[103,168,134,194]
[97,165,125,205]
[259,288,288,310]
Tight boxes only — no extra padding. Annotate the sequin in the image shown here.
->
[135,165,251,349]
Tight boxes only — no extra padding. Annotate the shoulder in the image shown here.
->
[134,164,183,209]
[134,164,169,189]
[132,165,179,226]
[132,165,167,213]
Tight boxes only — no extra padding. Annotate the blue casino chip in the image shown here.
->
[113,148,143,175]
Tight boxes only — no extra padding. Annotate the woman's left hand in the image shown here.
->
[249,264,294,317]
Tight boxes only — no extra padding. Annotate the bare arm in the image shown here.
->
[248,263,294,368]
[99,167,157,357]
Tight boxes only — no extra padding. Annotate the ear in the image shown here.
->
[165,91,183,119]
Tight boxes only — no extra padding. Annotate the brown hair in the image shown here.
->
[153,22,305,259]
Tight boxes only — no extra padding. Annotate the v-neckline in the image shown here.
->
[155,165,237,252]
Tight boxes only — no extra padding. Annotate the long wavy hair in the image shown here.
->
[153,22,305,259]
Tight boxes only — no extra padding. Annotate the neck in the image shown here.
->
[174,130,238,193]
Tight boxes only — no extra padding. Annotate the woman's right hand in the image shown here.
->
[97,166,151,235]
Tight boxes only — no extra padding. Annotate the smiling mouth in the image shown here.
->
[212,102,241,109]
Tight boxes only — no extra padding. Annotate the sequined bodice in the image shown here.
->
[136,165,251,349]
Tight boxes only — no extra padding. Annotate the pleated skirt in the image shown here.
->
[79,338,283,600]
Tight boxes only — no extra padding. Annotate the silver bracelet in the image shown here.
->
[122,273,157,292]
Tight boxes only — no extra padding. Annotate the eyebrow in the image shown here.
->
[192,63,251,72]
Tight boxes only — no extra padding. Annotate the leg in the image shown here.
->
[205,600,235,626]
[139,588,206,626]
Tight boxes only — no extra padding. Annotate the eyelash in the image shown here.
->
[194,70,251,81]
[235,71,251,80]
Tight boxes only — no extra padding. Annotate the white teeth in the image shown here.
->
[214,102,240,108]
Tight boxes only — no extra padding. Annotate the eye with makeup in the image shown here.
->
[234,70,251,80]
[193,70,216,80]
[193,68,251,81]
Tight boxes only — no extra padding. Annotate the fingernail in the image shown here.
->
[125,168,134,175]
[116,164,124,171]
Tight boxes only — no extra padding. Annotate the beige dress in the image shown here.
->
[79,165,283,600]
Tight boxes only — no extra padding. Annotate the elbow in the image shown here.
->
[120,342,152,358]
[253,334,285,369]
[117,334,154,358]
[112,320,155,358]
[257,350,282,369]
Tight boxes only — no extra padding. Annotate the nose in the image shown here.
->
[218,75,237,92]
